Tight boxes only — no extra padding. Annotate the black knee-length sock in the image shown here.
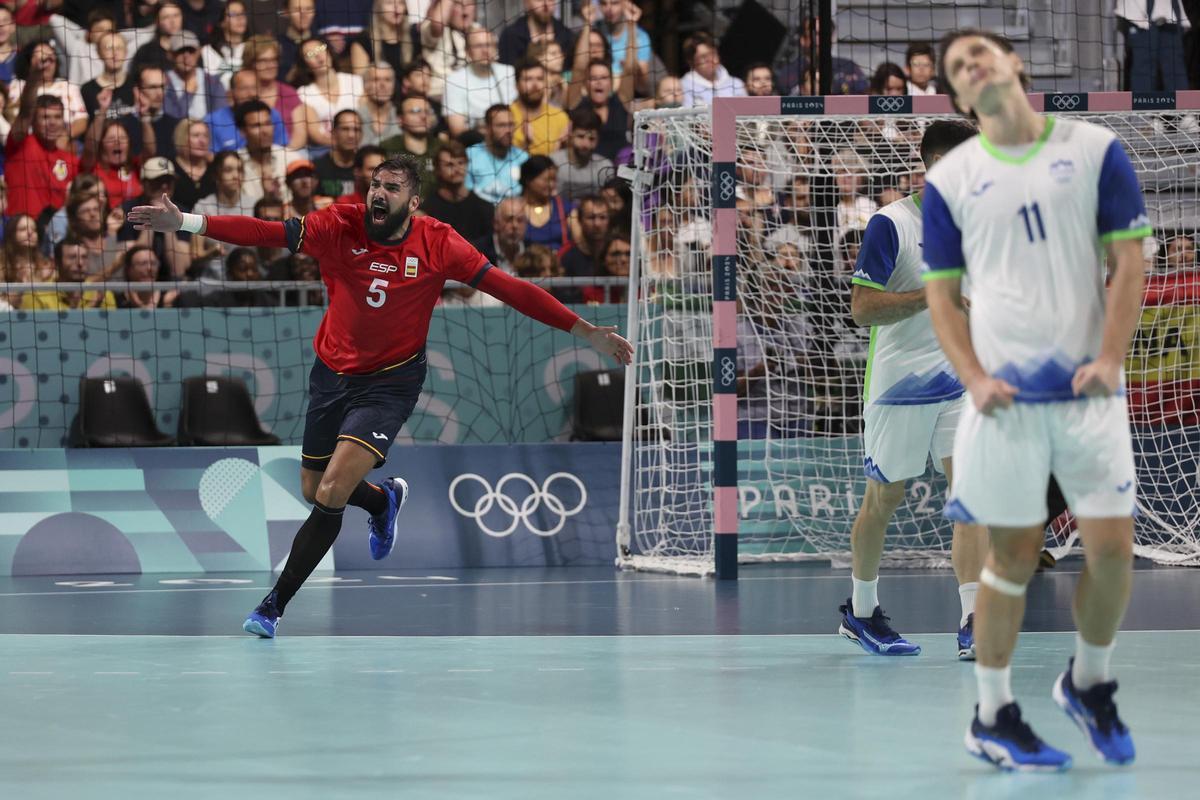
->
[273,501,345,610]
[347,481,387,516]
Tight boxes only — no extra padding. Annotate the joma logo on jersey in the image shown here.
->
[369,262,398,273]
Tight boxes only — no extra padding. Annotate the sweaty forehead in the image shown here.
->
[372,168,413,187]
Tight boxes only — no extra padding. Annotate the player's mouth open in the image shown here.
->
[371,203,389,222]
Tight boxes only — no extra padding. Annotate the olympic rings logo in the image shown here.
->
[875,96,906,112]
[448,472,587,538]
[718,169,736,202]
[719,356,737,386]
[1050,94,1081,111]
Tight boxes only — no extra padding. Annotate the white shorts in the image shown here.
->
[863,396,965,483]
[947,396,1137,527]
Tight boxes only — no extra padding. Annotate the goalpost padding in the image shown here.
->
[619,91,1200,577]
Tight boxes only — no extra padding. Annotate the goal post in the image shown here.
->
[618,92,1200,577]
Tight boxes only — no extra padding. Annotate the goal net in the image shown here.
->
[618,97,1200,576]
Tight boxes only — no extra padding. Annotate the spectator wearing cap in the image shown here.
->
[206,70,289,153]
[510,57,568,157]
[551,106,612,203]
[680,32,746,107]
[498,0,575,68]
[283,159,334,217]
[380,96,442,199]
[358,62,403,146]
[130,2,187,76]
[5,91,79,222]
[335,146,386,205]
[443,26,516,140]
[164,29,228,120]
[119,156,192,278]
[419,140,494,243]
[238,99,309,205]
[170,119,216,211]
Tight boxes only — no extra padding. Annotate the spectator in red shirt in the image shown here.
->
[83,119,143,210]
[4,90,78,223]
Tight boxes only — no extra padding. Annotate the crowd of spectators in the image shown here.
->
[0,2,1197,316]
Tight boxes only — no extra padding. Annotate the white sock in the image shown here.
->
[1072,634,1115,690]
[975,664,1014,727]
[958,582,979,627]
[851,576,878,618]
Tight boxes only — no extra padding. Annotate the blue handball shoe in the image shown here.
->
[368,477,409,561]
[243,590,282,638]
[965,702,1073,772]
[1053,659,1135,765]
[837,599,921,656]
[958,613,976,661]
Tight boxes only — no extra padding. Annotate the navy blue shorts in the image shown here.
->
[301,353,427,471]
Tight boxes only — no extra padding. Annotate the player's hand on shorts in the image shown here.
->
[967,375,1017,415]
[586,325,634,365]
[128,194,184,232]
[1072,358,1121,398]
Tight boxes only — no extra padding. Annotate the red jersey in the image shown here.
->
[4,134,79,219]
[289,205,489,374]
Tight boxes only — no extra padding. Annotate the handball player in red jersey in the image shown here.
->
[129,155,632,638]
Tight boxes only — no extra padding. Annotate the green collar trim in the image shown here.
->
[978,115,1056,165]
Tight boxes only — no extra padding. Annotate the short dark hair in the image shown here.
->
[136,63,165,87]
[578,194,608,215]
[54,236,85,266]
[234,99,272,130]
[743,61,775,84]
[15,40,58,82]
[372,155,422,194]
[514,56,545,81]
[333,109,362,129]
[484,103,511,126]
[34,94,65,111]
[123,244,156,277]
[353,144,386,170]
[585,58,612,77]
[518,155,556,191]
[253,196,284,217]
[937,28,1031,119]
[568,105,601,133]
[905,42,935,66]
[400,58,431,83]
[919,120,977,167]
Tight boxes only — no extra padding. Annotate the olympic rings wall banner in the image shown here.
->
[0,443,621,576]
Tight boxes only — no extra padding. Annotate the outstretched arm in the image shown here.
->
[128,195,290,248]
[476,268,633,365]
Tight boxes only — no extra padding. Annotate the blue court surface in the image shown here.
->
[1,563,1197,799]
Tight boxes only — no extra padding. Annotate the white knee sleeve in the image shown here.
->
[980,566,1027,597]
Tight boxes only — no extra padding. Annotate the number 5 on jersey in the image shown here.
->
[367,277,388,308]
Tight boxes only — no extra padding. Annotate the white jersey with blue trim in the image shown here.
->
[853,194,964,407]
[921,115,1151,402]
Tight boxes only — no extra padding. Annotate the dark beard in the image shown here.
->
[364,206,412,242]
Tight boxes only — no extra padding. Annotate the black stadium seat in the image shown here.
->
[571,368,626,441]
[68,377,175,448]
[177,376,281,447]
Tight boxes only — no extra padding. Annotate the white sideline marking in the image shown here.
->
[446,668,493,673]
[537,667,585,672]
[379,576,459,581]
[181,671,227,675]
[356,669,404,674]
[269,670,314,674]
[9,671,53,675]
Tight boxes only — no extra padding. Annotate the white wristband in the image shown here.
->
[179,213,204,234]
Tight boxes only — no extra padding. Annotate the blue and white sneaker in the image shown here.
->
[837,599,921,656]
[1053,659,1135,765]
[243,590,282,638]
[958,613,976,661]
[368,477,409,561]
[965,702,1073,772]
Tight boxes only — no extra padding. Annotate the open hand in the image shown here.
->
[128,194,184,232]
[585,324,634,365]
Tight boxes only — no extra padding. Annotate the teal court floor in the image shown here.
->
[0,564,1197,799]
